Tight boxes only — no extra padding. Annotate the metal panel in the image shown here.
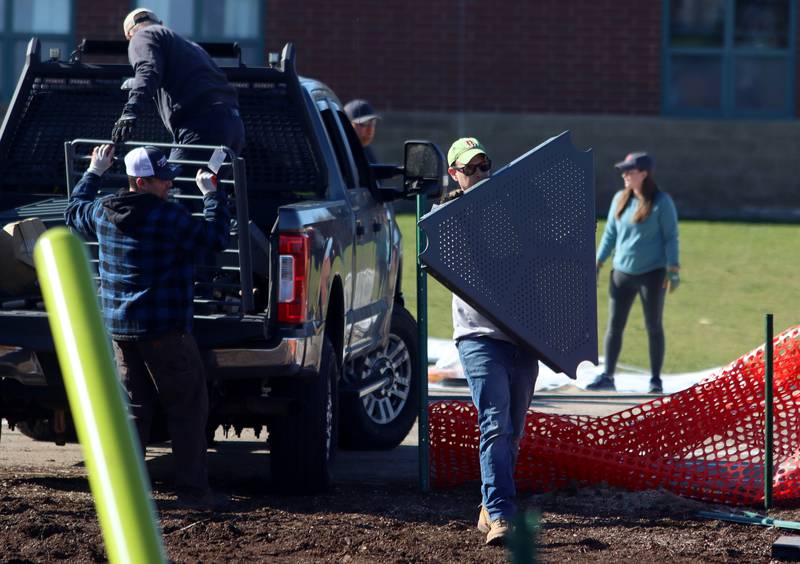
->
[418,131,597,378]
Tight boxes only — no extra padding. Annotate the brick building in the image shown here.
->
[1,0,798,216]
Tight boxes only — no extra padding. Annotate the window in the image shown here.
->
[1,0,73,101]
[319,107,356,189]
[664,0,795,117]
[135,0,263,67]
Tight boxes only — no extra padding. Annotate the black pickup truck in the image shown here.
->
[0,39,444,493]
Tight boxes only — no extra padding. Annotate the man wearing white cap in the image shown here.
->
[113,8,245,166]
[65,144,230,510]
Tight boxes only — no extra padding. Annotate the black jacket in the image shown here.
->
[125,24,239,133]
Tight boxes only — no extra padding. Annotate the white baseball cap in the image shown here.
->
[123,8,160,36]
[124,146,177,180]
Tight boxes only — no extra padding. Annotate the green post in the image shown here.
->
[765,313,774,511]
[508,510,539,563]
[34,228,166,564]
[416,193,430,492]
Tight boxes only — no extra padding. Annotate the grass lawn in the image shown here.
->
[397,214,800,373]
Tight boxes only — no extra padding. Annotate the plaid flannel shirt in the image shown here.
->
[65,171,230,339]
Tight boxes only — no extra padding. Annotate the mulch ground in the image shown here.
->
[0,465,794,563]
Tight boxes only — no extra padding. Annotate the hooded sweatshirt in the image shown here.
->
[65,171,229,338]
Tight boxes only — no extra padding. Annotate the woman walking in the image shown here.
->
[589,152,680,394]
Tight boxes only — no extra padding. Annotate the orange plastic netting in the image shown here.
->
[429,326,800,505]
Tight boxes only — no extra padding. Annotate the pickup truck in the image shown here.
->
[0,39,444,493]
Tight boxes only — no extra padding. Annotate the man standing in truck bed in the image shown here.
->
[65,143,229,509]
[112,8,245,164]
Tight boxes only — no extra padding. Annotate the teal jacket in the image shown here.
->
[596,190,680,275]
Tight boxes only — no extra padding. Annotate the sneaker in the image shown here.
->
[649,378,663,394]
[485,518,511,546]
[586,373,615,391]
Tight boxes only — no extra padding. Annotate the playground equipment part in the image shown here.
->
[418,131,597,379]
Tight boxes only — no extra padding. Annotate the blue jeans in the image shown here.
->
[457,336,538,521]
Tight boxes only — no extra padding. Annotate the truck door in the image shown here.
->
[318,103,390,356]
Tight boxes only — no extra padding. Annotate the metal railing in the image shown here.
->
[64,139,255,315]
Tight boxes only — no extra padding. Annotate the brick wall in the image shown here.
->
[265,0,662,115]
[75,0,130,40]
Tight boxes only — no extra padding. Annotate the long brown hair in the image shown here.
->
[615,173,660,223]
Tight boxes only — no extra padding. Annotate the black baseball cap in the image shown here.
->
[344,99,380,124]
[614,152,654,172]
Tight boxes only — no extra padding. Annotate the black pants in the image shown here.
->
[603,268,666,381]
[170,104,246,175]
[112,331,209,495]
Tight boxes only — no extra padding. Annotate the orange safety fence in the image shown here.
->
[429,326,800,505]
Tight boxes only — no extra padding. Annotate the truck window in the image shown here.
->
[336,110,376,191]
[320,108,356,189]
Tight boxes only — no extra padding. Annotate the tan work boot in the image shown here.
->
[477,506,511,545]
[485,518,511,546]
[477,505,491,533]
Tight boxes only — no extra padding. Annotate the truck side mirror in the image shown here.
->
[403,141,445,199]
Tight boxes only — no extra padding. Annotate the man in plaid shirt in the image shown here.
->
[65,144,229,508]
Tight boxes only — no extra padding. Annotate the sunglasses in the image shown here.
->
[453,159,492,177]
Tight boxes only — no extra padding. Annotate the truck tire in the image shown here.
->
[16,419,55,442]
[339,305,419,450]
[16,417,78,443]
[269,336,338,494]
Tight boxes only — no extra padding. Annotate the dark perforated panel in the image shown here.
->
[419,131,597,378]
[236,84,321,196]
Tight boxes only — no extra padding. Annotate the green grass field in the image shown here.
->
[397,214,800,373]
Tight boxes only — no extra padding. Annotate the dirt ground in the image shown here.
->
[0,390,796,563]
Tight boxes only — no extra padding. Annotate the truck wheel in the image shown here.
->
[269,336,338,494]
[16,419,55,442]
[16,417,78,443]
[340,305,419,450]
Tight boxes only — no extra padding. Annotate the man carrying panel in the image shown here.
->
[445,137,539,546]
[112,8,245,164]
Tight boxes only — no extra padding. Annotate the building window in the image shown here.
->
[1,0,74,101]
[664,0,795,117]
[135,0,263,67]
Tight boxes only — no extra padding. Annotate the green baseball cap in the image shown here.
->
[448,137,489,167]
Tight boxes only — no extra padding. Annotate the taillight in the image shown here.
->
[278,233,309,324]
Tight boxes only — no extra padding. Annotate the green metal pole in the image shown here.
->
[509,510,539,563]
[416,194,430,492]
[765,313,774,511]
[34,228,165,564]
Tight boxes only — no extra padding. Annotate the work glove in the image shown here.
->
[86,144,115,176]
[195,170,218,196]
[111,111,137,143]
[664,270,680,293]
